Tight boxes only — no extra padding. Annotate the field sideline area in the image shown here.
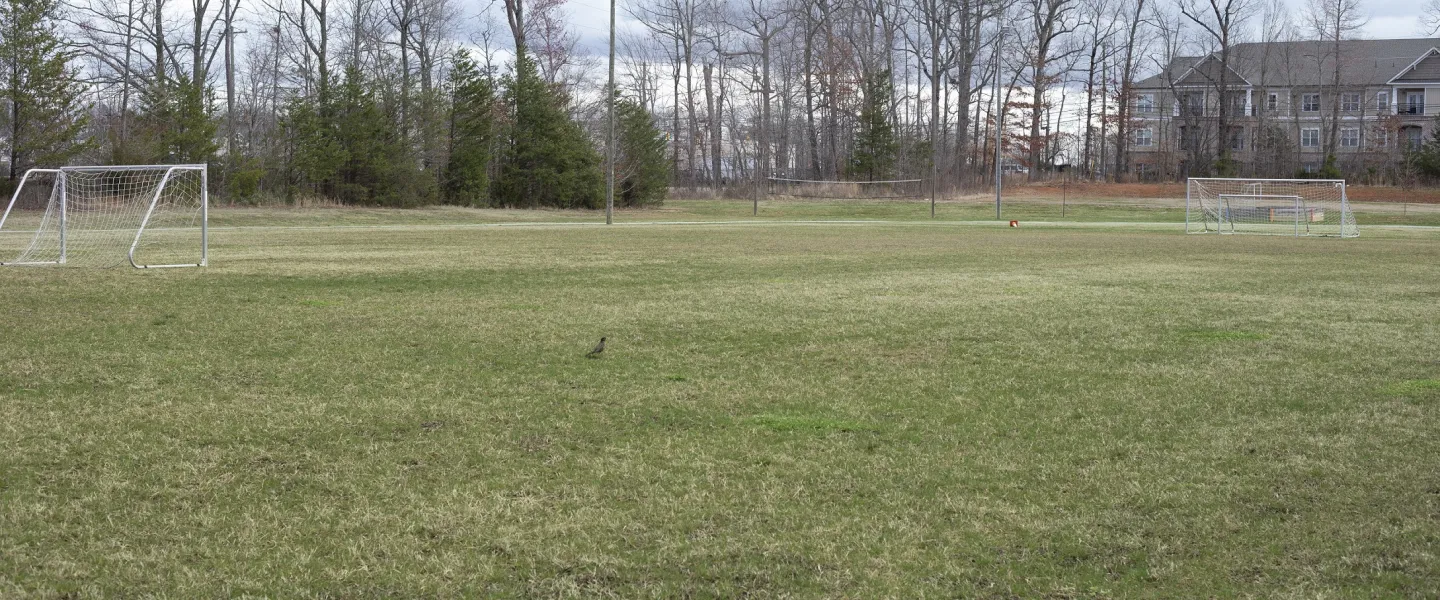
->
[2,200,1439,596]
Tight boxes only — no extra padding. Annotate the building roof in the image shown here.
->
[1135,37,1440,89]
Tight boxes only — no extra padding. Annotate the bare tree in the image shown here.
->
[721,0,790,212]
[1177,0,1257,175]
[1303,0,1365,162]
[1020,0,1082,179]
[1111,0,1149,178]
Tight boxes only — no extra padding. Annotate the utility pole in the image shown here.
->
[994,25,1010,220]
[1098,42,1108,182]
[930,55,939,218]
[605,0,616,224]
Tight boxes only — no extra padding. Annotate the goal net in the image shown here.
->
[1187,178,1356,238]
[768,178,925,200]
[0,165,208,268]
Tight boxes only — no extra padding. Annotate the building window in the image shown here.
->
[1136,93,1155,113]
[1303,162,1318,174]
[1406,92,1424,115]
[1342,93,1361,112]
[1406,127,1423,149]
[1228,127,1245,151]
[1302,128,1320,147]
[1267,92,1279,111]
[1377,92,1389,111]
[1375,130,1389,148]
[1135,163,1153,180]
[1230,93,1247,115]
[1302,94,1320,112]
[1133,128,1153,147]
[1181,92,1205,116]
[1341,128,1360,148]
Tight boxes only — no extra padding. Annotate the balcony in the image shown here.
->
[1399,104,1432,116]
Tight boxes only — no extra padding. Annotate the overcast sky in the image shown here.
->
[1366,0,1432,38]
[474,0,1434,61]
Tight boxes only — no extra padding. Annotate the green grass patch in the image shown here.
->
[748,414,875,433]
[1382,379,1440,400]
[1178,328,1271,341]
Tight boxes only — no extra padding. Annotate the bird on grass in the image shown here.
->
[586,337,606,358]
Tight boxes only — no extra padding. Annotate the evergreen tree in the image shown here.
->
[332,65,423,206]
[0,0,91,186]
[1407,114,1440,180]
[847,69,898,181]
[493,53,603,209]
[445,51,497,207]
[614,95,668,207]
[285,94,343,200]
[137,76,219,164]
[286,67,424,206]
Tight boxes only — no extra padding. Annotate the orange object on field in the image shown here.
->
[1009,220,1019,227]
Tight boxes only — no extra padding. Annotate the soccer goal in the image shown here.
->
[0,165,208,268]
[1187,178,1356,238]
[767,177,926,201]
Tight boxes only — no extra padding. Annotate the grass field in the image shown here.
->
[2,202,1440,597]
[191,195,1440,228]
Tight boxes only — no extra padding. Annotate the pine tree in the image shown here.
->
[493,53,603,209]
[285,67,425,206]
[285,94,343,200]
[847,69,898,182]
[614,95,668,207]
[332,65,423,206]
[0,0,91,186]
[137,75,219,164]
[445,51,497,207]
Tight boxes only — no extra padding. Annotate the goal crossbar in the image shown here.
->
[0,165,209,268]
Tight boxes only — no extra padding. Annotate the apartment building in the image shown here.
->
[1128,37,1440,180]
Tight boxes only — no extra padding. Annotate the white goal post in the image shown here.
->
[0,165,208,268]
[1186,178,1357,238]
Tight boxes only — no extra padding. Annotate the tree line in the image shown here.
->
[0,0,1434,207]
[1,0,668,207]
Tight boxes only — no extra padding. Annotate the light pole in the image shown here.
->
[994,25,1011,220]
[605,0,616,225]
[1098,41,1108,182]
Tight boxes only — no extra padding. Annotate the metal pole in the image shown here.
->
[59,171,67,264]
[0,169,46,234]
[605,0,616,225]
[1185,178,1192,233]
[1344,182,1353,237]
[201,166,209,266]
[0,169,64,266]
[930,71,938,219]
[1098,42,1108,182]
[128,167,177,268]
[994,26,1009,220]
